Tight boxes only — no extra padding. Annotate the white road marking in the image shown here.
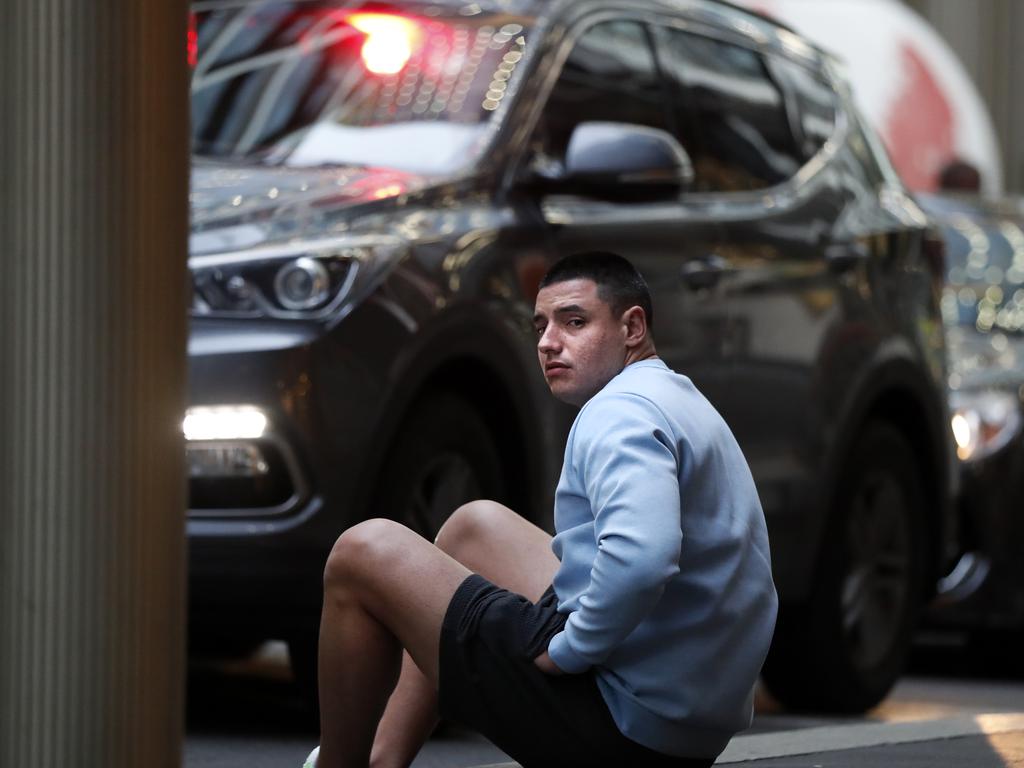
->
[715,712,1024,763]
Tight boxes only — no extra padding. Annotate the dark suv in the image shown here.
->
[186,0,955,713]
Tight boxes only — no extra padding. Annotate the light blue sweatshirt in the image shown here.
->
[546,358,777,760]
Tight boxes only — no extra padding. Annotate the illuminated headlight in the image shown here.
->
[189,235,405,320]
[183,405,268,441]
[950,389,1023,463]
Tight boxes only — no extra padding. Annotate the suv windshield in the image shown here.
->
[190,1,532,174]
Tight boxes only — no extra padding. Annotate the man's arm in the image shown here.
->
[544,393,683,674]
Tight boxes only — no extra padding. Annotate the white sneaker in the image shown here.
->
[302,746,319,768]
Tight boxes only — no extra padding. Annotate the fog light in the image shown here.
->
[949,389,1022,462]
[187,443,270,478]
[183,405,268,441]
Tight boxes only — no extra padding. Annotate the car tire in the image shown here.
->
[761,421,926,713]
[288,392,506,707]
[376,391,506,539]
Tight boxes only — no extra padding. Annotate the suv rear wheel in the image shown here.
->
[762,421,926,713]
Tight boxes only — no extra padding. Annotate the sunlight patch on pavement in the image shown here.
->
[870,697,965,722]
[754,682,963,724]
[218,640,293,681]
[985,730,1024,766]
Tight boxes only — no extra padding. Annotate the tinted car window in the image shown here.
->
[659,29,801,192]
[771,57,836,160]
[530,20,672,170]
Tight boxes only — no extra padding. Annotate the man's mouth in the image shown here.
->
[545,362,570,376]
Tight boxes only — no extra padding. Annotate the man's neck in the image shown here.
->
[623,343,658,369]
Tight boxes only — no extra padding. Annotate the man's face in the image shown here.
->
[533,278,628,406]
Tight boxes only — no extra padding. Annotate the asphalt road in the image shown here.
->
[184,638,1024,767]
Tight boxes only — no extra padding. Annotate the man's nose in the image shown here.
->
[537,326,560,353]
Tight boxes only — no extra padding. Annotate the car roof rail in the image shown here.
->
[709,0,799,35]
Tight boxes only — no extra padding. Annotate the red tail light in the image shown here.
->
[187,11,198,68]
[346,13,421,75]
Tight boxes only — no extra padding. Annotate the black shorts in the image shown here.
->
[438,574,714,768]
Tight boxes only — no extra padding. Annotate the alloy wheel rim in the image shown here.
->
[406,451,481,537]
[841,467,912,670]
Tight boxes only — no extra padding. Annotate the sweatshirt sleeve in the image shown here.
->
[547,393,683,674]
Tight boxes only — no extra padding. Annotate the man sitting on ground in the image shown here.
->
[303,251,778,768]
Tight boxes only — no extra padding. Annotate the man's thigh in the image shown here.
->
[337,519,471,686]
[437,500,558,603]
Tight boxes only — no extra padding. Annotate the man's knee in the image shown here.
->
[434,499,510,560]
[324,518,406,592]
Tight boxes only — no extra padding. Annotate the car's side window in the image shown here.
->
[770,57,837,161]
[658,28,802,192]
[529,20,673,174]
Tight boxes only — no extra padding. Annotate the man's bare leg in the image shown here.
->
[316,519,471,768]
[367,652,436,768]
[435,501,559,602]
[366,501,559,768]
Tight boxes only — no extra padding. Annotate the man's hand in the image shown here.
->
[533,650,564,675]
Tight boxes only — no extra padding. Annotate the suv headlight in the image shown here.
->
[950,389,1023,463]
[189,235,406,320]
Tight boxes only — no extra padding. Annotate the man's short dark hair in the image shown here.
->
[539,252,654,332]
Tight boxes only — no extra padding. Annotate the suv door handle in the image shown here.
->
[681,254,730,290]
[824,241,869,273]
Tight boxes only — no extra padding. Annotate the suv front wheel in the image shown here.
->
[379,391,507,538]
[288,392,506,702]
[762,421,926,713]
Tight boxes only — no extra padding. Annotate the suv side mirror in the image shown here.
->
[562,121,695,195]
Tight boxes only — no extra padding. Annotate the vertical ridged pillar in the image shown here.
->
[1,1,190,766]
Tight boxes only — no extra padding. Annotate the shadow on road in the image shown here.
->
[910,631,1024,680]
[186,647,318,736]
[183,633,1024,753]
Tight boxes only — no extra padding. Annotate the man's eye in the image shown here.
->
[568,318,585,328]
[534,325,546,336]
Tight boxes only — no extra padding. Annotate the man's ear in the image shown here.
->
[622,305,648,348]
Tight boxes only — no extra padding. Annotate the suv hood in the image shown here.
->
[189,160,433,255]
